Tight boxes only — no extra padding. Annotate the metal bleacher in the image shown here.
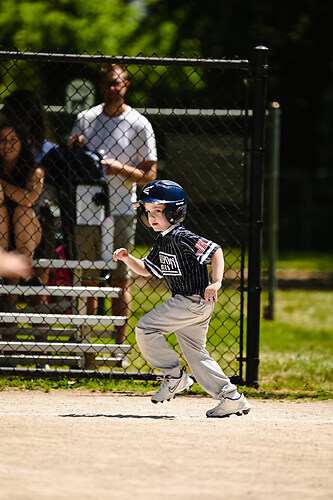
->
[0,257,131,375]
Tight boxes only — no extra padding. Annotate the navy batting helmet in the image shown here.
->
[134,180,187,227]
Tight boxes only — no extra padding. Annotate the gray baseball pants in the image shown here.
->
[135,294,236,399]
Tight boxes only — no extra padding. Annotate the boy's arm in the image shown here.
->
[204,247,224,304]
[113,248,151,277]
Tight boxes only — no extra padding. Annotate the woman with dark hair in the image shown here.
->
[0,122,45,310]
[2,89,56,310]
[2,89,54,160]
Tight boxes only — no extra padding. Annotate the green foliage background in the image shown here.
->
[0,0,142,54]
[1,0,332,250]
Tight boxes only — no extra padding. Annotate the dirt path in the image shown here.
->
[0,390,332,500]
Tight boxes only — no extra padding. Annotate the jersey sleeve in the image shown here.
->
[180,231,221,265]
[142,245,163,279]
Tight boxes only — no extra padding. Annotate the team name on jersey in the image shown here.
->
[159,252,182,276]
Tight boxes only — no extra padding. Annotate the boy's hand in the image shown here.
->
[113,248,129,262]
[204,281,221,305]
[113,248,150,277]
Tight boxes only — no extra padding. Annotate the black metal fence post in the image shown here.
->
[246,46,269,387]
[264,102,281,320]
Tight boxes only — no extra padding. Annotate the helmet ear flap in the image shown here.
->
[164,206,176,224]
[137,204,150,228]
[164,205,187,224]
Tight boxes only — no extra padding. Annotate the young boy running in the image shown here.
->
[113,180,250,418]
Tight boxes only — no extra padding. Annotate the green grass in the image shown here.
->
[1,289,332,399]
[0,252,332,399]
[255,290,333,398]
[275,251,333,271]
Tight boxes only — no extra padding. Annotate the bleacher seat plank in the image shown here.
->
[0,312,127,326]
[33,259,117,270]
[0,285,122,297]
[0,354,82,367]
[0,326,78,338]
[0,341,132,354]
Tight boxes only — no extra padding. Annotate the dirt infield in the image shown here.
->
[0,390,332,500]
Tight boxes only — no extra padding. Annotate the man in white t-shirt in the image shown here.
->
[71,64,157,348]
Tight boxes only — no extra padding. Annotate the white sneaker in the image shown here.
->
[151,369,194,404]
[206,394,251,418]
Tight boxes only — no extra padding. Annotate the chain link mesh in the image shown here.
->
[0,52,251,383]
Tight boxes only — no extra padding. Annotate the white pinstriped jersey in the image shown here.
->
[143,224,220,297]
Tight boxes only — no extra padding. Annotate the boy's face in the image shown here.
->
[144,202,171,232]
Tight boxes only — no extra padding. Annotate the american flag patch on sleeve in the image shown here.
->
[194,239,208,256]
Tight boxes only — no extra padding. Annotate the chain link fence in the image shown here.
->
[0,50,267,385]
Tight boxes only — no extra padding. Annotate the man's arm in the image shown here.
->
[102,159,157,185]
[69,133,157,184]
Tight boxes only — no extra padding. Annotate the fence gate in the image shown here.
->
[0,48,267,386]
